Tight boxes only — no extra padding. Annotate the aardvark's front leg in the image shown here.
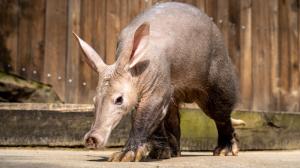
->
[108,93,171,162]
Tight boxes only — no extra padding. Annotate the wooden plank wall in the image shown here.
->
[1,0,299,112]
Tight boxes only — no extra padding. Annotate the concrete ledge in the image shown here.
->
[181,109,300,150]
[0,103,300,150]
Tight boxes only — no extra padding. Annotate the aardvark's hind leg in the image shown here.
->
[196,84,239,156]
[213,118,239,156]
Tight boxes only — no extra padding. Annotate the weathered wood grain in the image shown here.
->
[65,0,81,103]
[279,0,291,112]
[1,0,300,113]
[43,0,68,101]
[251,0,272,111]
[195,0,206,12]
[78,0,99,104]
[216,0,229,50]
[287,0,299,112]
[239,0,253,110]
[120,0,129,30]
[94,0,107,61]
[17,0,33,78]
[228,0,240,75]
[2,0,19,74]
[298,0,300,112]
[205,0,217,20]
[269,0,280,112]
[105,0,121,64]
[28,0,45,82]
[128,0,141,26]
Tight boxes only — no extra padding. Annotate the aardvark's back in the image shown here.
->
[119,2,237,101]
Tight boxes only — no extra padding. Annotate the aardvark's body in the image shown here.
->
[74,2,242,162]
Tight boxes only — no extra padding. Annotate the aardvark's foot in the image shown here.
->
[108,143,151,162]
[213,136,239,156]
[148,147,172,160]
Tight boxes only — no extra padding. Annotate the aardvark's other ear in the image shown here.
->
[128,22,150,69]
[73,32,107,73]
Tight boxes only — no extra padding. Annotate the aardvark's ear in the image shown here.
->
[128,22,150,69]
[73,32,107,73]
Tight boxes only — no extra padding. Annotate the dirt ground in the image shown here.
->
[0,148,299,168]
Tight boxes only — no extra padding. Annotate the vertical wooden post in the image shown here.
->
[66,0,81,103]
[2,0,19,74]
[239,0,253,110]
[44,0,68,101]
[287,0,299,112]
[251,0,272,111]
[105,0,121,64]
[269,0,280,111]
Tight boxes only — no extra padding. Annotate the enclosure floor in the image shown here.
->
[0,148,299,168]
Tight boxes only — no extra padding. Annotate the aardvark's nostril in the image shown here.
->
[85,136,98,148]
[84,132,105,149]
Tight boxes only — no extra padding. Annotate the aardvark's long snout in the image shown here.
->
[83,131,105,149]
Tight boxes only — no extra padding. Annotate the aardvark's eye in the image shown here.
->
[114,96,123,105]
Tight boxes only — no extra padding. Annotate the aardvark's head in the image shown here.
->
[73,23,150,148]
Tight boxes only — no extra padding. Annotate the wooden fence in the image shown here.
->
[0,0,299,112]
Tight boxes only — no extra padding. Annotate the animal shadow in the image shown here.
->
[86,155,109,162]
[86,152,212,162]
